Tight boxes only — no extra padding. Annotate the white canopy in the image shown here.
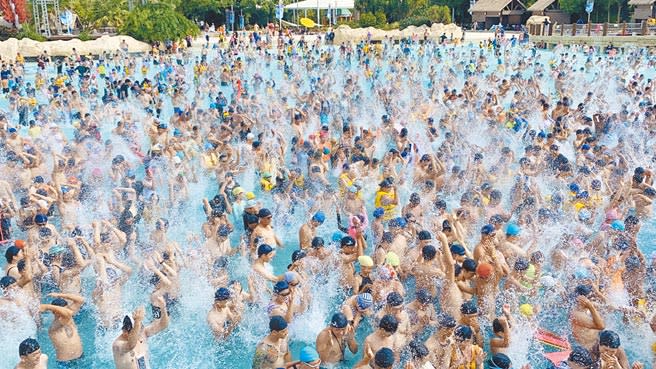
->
[284,0,355,10]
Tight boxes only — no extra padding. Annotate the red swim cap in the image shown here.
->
[476,263,494,279]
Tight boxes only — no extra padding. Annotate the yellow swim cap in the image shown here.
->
[385,252,400,267]
[519,304,534,317]
[358,255,374,267]
[232,187,244,196]
[245,192,255,200]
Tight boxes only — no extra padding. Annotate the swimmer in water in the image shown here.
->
[14,338,48,369]
[112,299,169,369]
[252,315,291,369]
[316,313,358,364]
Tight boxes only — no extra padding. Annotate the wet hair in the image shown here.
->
[379,314,399,333]
[421,245,437,260]
[417,230,432,240]
[122,315,133,332]
[311,237,324,248]
[492,318,507,333]
[568,346,595,366]
[19,338,40,356]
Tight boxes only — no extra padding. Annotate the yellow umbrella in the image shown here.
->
[300,17,316,28]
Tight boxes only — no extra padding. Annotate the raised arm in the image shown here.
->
[145,296,169,337]
[48,292,85,314]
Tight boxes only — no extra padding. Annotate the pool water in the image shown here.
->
[1,40,655,369]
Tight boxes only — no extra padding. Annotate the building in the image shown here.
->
[471,0,528,29]
[526,0,570,26]
[629,0,655,22]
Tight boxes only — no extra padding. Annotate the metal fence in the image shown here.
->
[528,22,656,36]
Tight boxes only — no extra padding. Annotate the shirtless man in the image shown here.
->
[316,313,358,364]
[298,211,325,249]
[570,285,605,351]
[39,293,85,363]
[14,338,48,369]
[340,292,374,330]
[425,314,457,367]
[250,208,283,252]
[252,316,291,369]
[249,244,284,299]
[441,231,465,320]
[357,315,402,367]
[113,299,169,369]
[207,287,241,340]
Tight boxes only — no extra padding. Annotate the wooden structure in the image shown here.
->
[471,0,528,28]
[527,0,570,26]
[629,0,655,22]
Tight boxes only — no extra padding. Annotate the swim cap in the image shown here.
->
[610,220,625,231]
[389,217,407,228]
[0,276,16,288]
[312,211,326,224]
[34,214,48,224]
[568,346,594,366]
[460,300,478,315]
[284,271,298,284]
[245,199,258,209]
[5,246,21,263]
[311,237,325,248]
[358,255,374,267]
[422,245,437,260]
[438,314,457,328]
[373,208,385,218]
[258,208,272,218]
[578,208,592,221]
[347,185,359,193]
[257,244,274,257]
[599,330,621,348]
[341,236,356,247]
[269,315,288,331]
[299,346,320,363]
[379,314,399,333]
[454,325,473,340]
[19,338,40,356]
[232,187,244,196]
[462,258,477,272]
[34,176,44,183]
[14,240,25,249]
[385,252,400,267]
[51,298,68,307]
[488,353,512,369]
[505,223,520,236]
[514,258,529,271]
[291,250,307,262]
[273,281,289,294]
[481,224,495,235]
[476,263,494,278]
[416,289,432,304]
[356,293,373,310]
[214,287,231,301]
[519,304,534,317]
[418,230,432,240]
[449,244,465,256]
[374,347,395,368]
[331,313,349,328]
[386,292,403,307]
[575,284,592,296]
[217,225,231,237]
[569,183,580,193]
[245,192,256,200]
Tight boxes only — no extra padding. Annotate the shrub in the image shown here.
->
[15,23,46,41]
[358,12,377,27]
[78,30,93,41]
[425,5,451,24]
[374,10,387,27]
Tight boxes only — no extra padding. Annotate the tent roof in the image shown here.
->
[628,0,654,5]
[284,0,354,10]
[527,0,556,11]
[470,0,514,12]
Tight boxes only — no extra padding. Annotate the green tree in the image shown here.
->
[374,10,387,26]
[425,5,451,23]
[121,2,199,42]
[359,11,377,27]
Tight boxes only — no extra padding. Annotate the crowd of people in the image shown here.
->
[1,25,656,369]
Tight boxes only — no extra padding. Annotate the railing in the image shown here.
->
[528,22,656,36]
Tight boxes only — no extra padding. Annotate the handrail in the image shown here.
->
[528,21,655,36]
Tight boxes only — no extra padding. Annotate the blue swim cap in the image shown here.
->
[449,244,465,256]
[312,211,325,224]
[481,224,495,235]
[374,347,395,368]
[569,183,580,193]
[373,208,385,218]
[599,330,621,348]
[269,315,288,331]
[214,287,231,300]
[357,293,373,309]
[257,244,274,257]
[389,217,407,228]
[299,346,320,363]
[610,220,625,231]
[273,281,289,294]
[505,223,520,236]
[35,214,48,224]
[19,338,40,356]
[331,232,343,242]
